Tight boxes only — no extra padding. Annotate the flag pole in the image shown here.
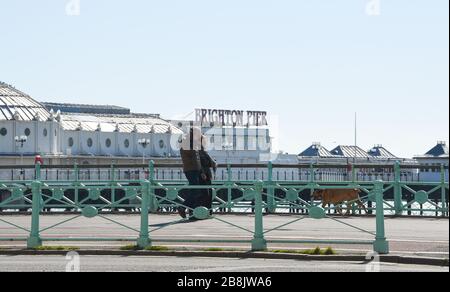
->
[354,112,357,164]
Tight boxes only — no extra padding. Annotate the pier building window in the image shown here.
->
[87,138,93,148]
[236,135,245,151]
[68,137,74,147]
[43,128,48,137]
[159,140,165,149]
[106,138,112,148]
[248,136,257,151]
[24,128,31,136]
[0,128,7,136]
[124,139,130,148]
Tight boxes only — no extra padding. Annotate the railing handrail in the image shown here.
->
[0,163,448,170]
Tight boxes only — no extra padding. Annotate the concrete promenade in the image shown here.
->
[0,255,447,272]
[0,214,448,258]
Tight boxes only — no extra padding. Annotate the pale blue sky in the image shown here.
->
[1,0,448,157]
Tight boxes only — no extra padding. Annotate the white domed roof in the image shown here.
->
[0,81,50,121]
[58,112,183,134]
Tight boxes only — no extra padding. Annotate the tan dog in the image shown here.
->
[313,189,367,215]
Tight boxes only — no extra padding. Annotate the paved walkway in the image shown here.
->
[0,214,448,258]
[0,255,447,272]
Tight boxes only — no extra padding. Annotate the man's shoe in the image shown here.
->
[177,207,186,219]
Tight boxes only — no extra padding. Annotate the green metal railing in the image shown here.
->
[0,163,398,254]
[0,161,448,254]
[0,161,448,215]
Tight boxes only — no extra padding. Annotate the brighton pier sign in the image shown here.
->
[195,108,268,127]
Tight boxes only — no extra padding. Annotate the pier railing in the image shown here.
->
[0,161,448,216]
[0,162,439,182]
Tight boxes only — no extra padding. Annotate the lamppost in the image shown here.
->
[138,138,151,164]
[15,135,28,179]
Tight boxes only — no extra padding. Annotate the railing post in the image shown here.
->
[35,162,41,180]
[309,163,315,208]
[137,180,151,249]
[27,180,42,248]
[309,163,314,183]
[440,164,447,217]
[393,161,403,216]
[149,160,155,182]
[110,164,115,181]
[148,160,158,212]
[74,163,79,205]
[74,163,79,181]
[252,181,267,251]
[267,161,276,213]
[373,180,389,254]
[227,164,232,212]
[351,163,356,183]
[110,164,116,207]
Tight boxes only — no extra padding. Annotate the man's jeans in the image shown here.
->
[183,170,202,210]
